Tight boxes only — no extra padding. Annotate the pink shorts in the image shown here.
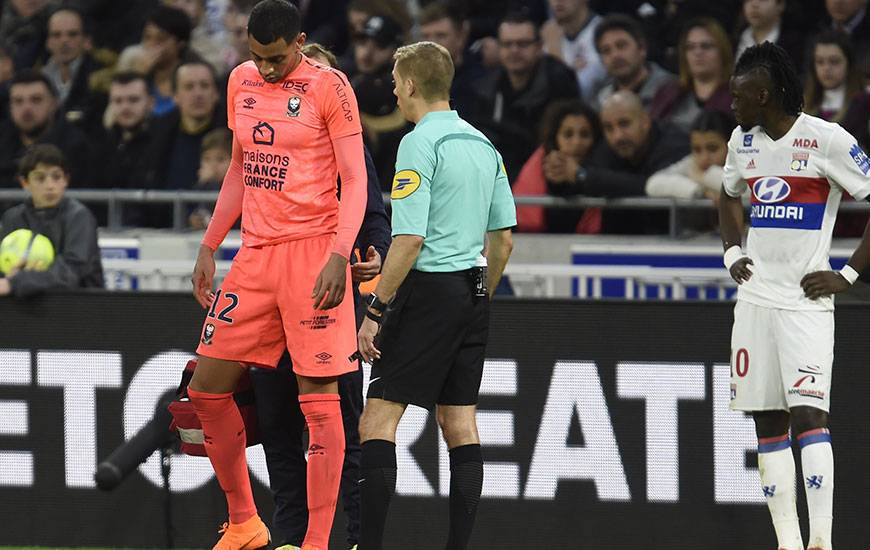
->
[196,234,357,377]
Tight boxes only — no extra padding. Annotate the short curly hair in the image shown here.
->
[19,144,69,177]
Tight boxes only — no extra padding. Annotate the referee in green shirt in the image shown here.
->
[356,41,516,550]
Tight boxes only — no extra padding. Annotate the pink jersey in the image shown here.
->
[226,57,362,246]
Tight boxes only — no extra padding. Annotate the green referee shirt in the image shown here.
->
[390,110,517,272]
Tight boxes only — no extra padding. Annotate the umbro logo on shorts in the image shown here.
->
[315,352,332,363]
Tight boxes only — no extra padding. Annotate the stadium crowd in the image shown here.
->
[0,0,867,235]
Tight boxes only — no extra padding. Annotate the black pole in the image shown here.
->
[160,446,174,549]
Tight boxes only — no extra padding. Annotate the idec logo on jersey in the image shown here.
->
[282,80,310,94]
[793,138,819,149]
[749,176,830,230]
[752,177,791,203]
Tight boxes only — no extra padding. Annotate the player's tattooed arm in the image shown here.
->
[718,187,753,284]
[802,218,870,299]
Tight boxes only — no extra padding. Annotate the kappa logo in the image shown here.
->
[252,121,274,145]
[242,97,256,109]
[286,96,301,117]
[201,323,215,345]
[753,177,791,203]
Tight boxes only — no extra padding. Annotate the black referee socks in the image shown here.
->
[359,439,397,550]
[446,444,483,550]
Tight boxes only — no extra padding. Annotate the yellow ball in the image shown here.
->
[0,229,55,274]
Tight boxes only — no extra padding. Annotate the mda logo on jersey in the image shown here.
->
[752,177,791,203]
[391,169,421,199]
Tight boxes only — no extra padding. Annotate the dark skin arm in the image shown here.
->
[718,188,754,283]
[801,217,870,299]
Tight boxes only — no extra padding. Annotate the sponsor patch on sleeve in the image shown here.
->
[850,144,870,175]
[391,169,421,199]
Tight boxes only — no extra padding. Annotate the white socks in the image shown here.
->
[758,434,803,550]
[798,428,834,550]
[758,428,835,550]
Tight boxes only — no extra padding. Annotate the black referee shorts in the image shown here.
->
[367,269,489,410]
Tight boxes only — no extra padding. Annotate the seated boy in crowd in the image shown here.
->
[0,144,103,297]
[188,127,231,230]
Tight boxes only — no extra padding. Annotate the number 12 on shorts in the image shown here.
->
[207,289,239,323]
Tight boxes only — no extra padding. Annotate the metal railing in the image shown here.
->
[5,188,869,237]
[7,188,869,237]
[101,258,736,298]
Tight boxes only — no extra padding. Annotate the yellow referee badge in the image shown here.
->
[391,169,421,199]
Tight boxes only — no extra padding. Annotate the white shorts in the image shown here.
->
[729,300,833,412]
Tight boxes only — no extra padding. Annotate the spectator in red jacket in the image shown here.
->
[650,18,733,132]
[513,99,601,233]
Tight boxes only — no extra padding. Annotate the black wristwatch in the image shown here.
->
[365,292,389,313]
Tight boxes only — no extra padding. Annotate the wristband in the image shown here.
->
[840,264,859,285]
[365,292,389,313]
[365,308,383,324]
[723,245,747,269]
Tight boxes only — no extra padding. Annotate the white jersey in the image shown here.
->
[723,113,870,311]
[559,14,606,102]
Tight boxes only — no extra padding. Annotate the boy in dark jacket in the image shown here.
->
[0,143,103,297]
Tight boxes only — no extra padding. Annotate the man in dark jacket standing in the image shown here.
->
[0,144,103,298]
[42,6,106,132]
[469,12,580,181]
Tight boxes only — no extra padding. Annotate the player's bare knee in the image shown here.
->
[189,356,244,394]
[790,406,828,434]
[753,410,791,438]
[437,408,478,447]
[359,401,403,442]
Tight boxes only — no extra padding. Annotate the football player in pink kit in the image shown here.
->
[720,42,870,550]
[187,1,367,549]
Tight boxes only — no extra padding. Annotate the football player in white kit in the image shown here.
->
[719,42,870,550]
